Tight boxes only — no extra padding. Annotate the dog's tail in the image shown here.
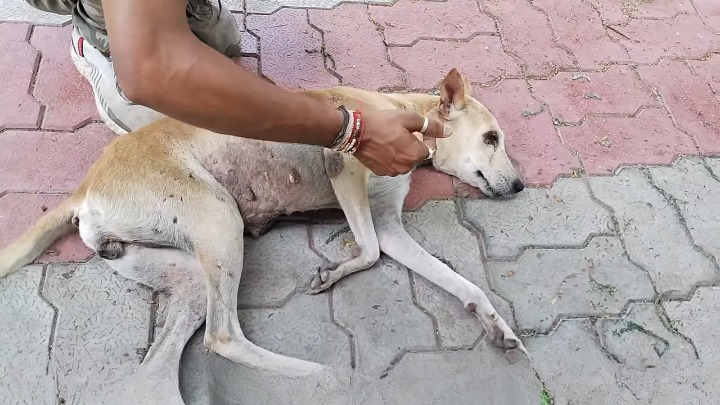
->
[0,195,80,278]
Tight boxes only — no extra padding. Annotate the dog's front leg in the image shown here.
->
[310,152,381,292]
[371,201,526,354]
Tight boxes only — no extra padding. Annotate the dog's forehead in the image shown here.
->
[463,98,500,130]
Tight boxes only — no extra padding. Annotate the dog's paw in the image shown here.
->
[308,260,340,294]
[468,304,527,356]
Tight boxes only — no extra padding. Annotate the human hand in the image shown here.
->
[353,110,450,177]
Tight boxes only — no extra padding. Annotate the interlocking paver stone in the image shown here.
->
[489,236,653,333]
[0,123,114,193]
[246,10,339,89]
[665,287,720,370]
[390,35,521,89]
[42,259,152,402]
[0,23,41,130]
[611,14,719,64]
[238,293,351,367]
[0,266,55,404]
[238,224,318,308]
[461,178,614,259]
[560,108,696,175]
[330,255,436,375]
[590,0,695,23]
[402,201,512,348]
[694,0,720,32]
[707,157,720,178]
[649,157,720,263]
[370,0,495,47]
[598,303,711,403]
[639,60,720,154]
[482,0,574,77]
[530,66,658,124]
[31,25,98,130]
[310,5,403,90]
[475,80,580,185]
[533,0,629,69]
[246,0,393,14]
[374,343,541,405]
[590,167,717,297]
[0,193,92,263]
[526,320,638,404]
[689,54,720,96]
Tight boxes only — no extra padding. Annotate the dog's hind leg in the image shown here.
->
[370,191,526,355]
[82,246,206,405]
[310,155,381,292]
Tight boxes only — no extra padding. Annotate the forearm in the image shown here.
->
[131,36,342,144]
[105,0,341,145]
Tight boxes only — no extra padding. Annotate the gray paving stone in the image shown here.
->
[650,157,720,263]
[42,259,152,403]
[0,266,55,405]
[374,342,541,405]
[238,293,352,367]
[589,167,717,297]
[246,0,394,14]
[706,157,720,179]
[526,320,638,405]
[238,223,318,308]
[461,178,614,259]
[665,287,720,370]
[597,303,710,403]
[489,236,654,333]
[179,329,211,405]
[331,257,437,375]
[401,201,512,348]
[0,0,70,24]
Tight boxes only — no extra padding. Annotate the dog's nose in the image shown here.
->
[512,179,525,193]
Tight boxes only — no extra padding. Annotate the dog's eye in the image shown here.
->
[483,130,499,147]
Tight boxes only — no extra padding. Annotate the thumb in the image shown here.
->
[400,112,452,139]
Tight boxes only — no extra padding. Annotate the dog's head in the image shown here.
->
[429,69,524,198]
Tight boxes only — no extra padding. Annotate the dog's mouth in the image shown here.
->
[475,170,499,198]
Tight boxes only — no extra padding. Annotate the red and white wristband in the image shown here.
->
[327,106,364,155]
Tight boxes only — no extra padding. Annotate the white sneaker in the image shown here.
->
[70,26,165,135]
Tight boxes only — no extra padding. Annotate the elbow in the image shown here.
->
[115,59,158,106]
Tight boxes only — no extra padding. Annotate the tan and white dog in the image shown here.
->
[0,68,526,403]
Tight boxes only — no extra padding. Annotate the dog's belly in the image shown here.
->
[199,139,338,235]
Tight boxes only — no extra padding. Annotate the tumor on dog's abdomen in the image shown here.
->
[200,139,338,235]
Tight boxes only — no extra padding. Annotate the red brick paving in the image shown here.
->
[390,35,521,88]
[2,1,720,263]
[370,0,495,47]
[0,23,41,130]
[534,0,630,69]
[611,14,719,64]
[31,26,99,131]
[559,108,697,175]
[475,80,580,185]
[0,124,114,194]
[310,5,404,90]
[246,10,339,89]
[482,0,574,77]
[639,59,720,154]
[530,66,658,124]
[0,193,92,263]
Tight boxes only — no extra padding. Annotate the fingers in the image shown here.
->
[399,111,451,139]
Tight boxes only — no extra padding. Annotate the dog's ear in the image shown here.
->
[439,68,468,119]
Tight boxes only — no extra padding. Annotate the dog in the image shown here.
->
[0,68,526,404]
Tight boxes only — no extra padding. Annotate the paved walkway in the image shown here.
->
[1,0,719,404]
